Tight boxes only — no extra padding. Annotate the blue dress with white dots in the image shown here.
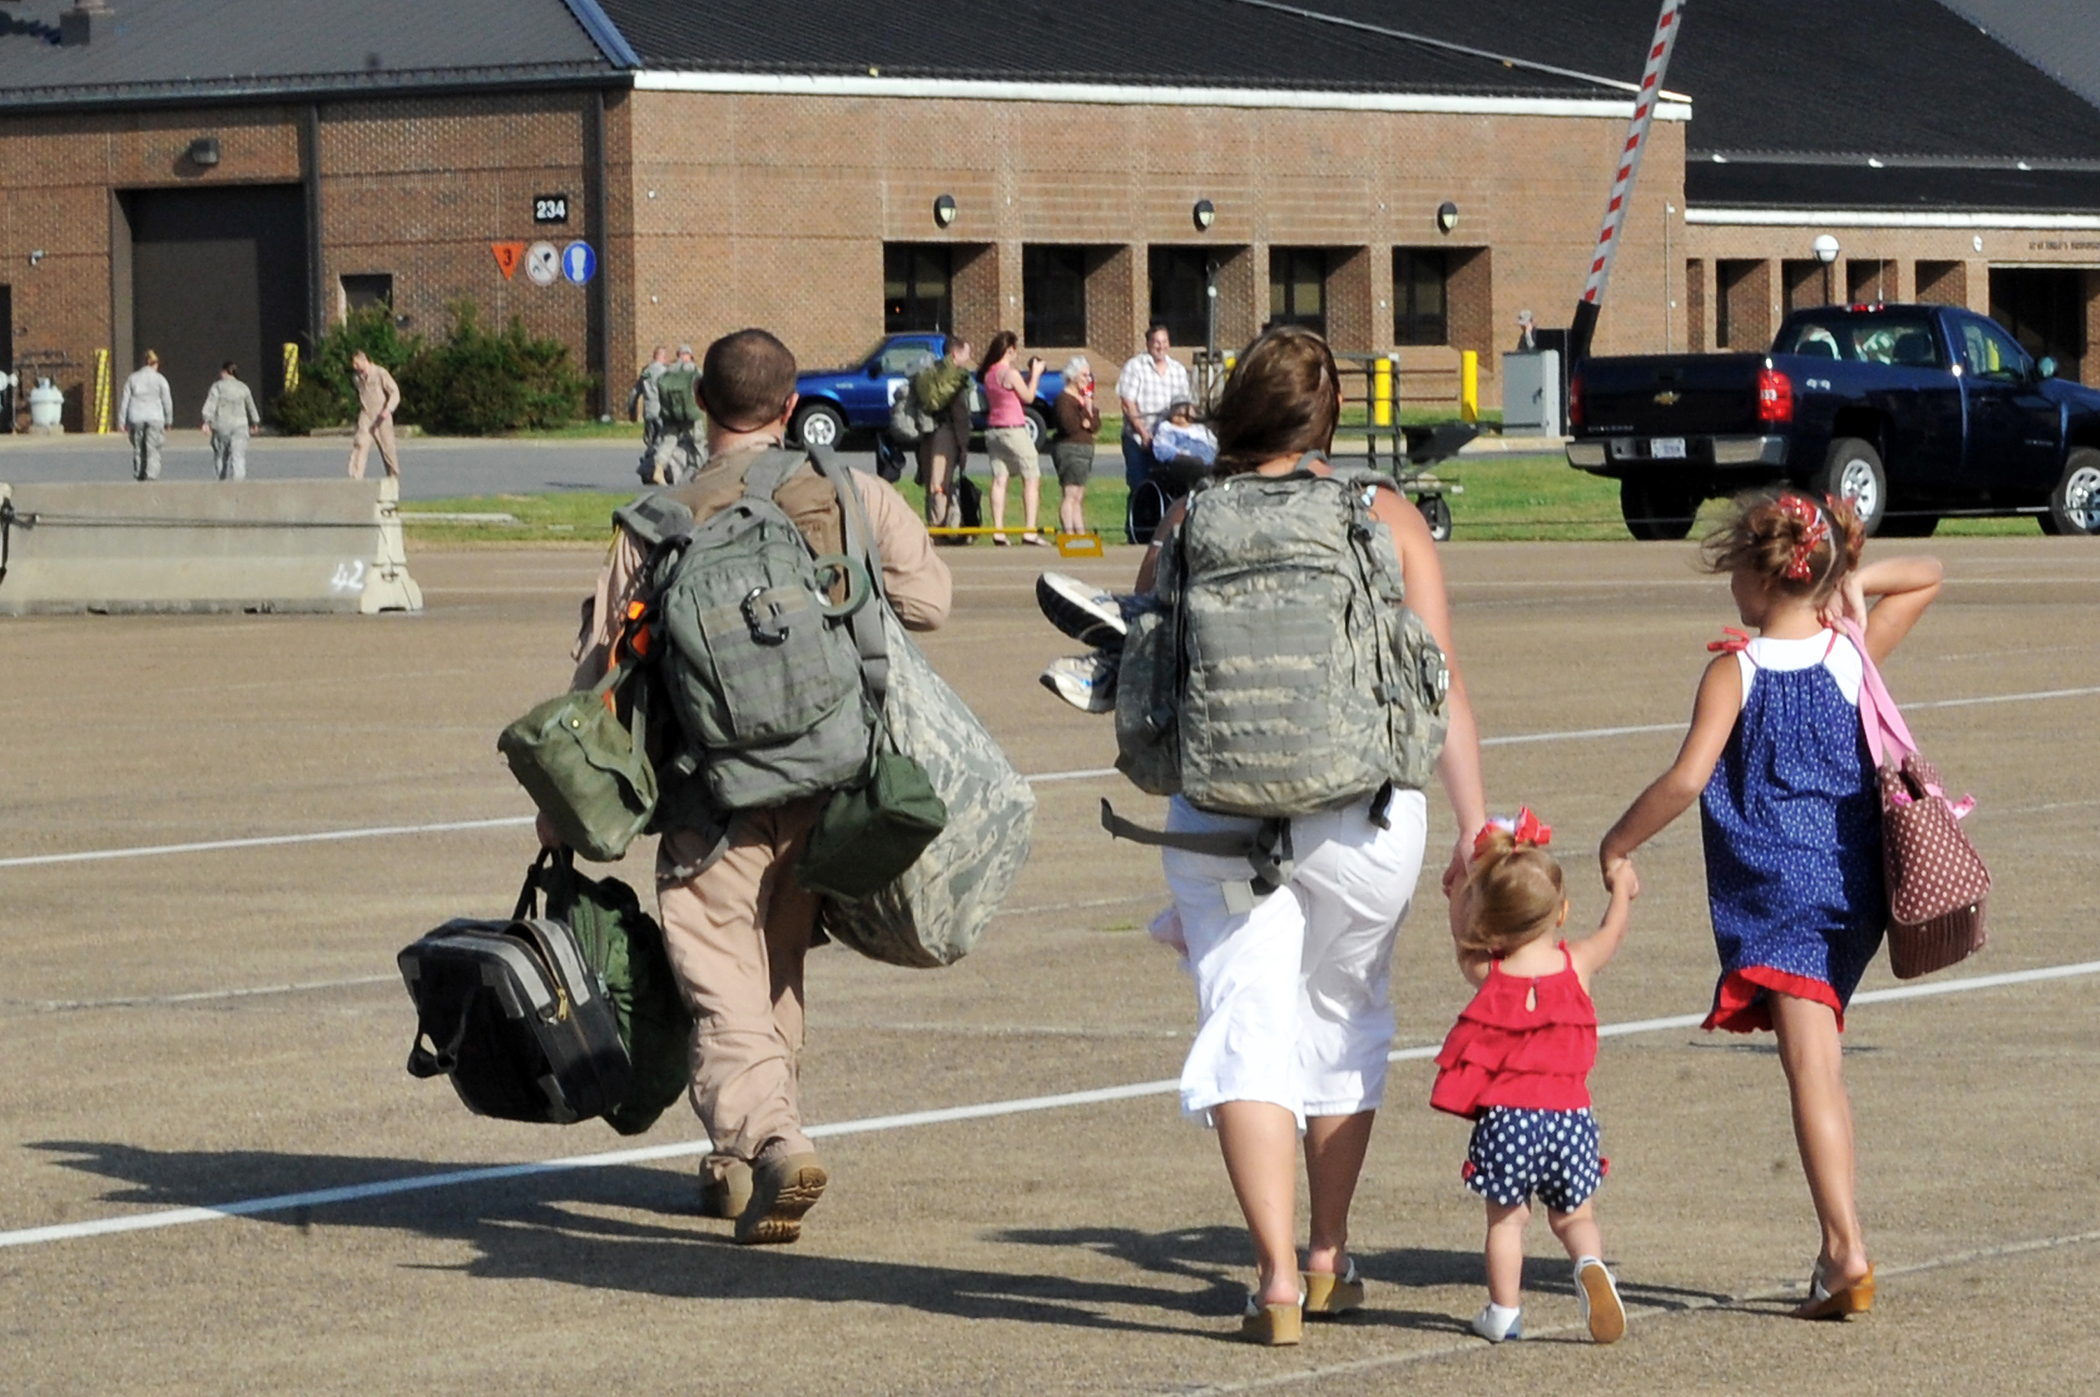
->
[1699,631,1886,1033]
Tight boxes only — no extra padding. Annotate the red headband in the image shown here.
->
[1778,494,1830,581]
[1473,807,1553,858]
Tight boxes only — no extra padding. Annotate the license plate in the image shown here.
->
[1650,437,1687,459]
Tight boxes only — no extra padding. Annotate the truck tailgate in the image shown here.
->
[1579,354,1766,437]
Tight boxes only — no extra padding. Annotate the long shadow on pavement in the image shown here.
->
[25,1141,1235,1337]
[30,1141,1732,1339]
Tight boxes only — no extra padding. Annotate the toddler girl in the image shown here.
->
[1433,810,1636,1344]
[1600,489,1942,1320]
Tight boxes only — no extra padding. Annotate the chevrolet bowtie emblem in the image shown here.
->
[1654,390,1681,405]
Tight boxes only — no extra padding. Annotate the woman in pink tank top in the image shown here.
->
[979,329,1046,543]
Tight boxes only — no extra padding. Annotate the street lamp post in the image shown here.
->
[1813,233,1841,306]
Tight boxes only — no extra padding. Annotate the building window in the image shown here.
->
[884,244,953,333]
[340,273,393,319]
[1716,259,1768,349]
[1392,248,1448,345]
[1782,259,1826,314]
[1990,267,2087,373]
[1023,245,1088,347]
[1149,246,1212,349]
[1269,248,1327,334]
[1847,259,1893,305]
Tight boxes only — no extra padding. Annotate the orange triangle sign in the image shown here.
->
[492,242,527,280]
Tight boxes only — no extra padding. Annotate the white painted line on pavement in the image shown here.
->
[29,976,398,1013]
[0,817,536,871]
[4,957,2097,1253]
[7,683,2093,873]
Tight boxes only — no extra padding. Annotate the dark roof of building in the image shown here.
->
[0,0,621,110]
[597,0,1629,100]
[1938,0,2100,110]
[1687,160,2100,214]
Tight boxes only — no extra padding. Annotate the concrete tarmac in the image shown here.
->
[2,535,2096,1394]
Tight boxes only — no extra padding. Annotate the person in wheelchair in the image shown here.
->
[1128,400,1219,544]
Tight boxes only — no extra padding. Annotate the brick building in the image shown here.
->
[1,0,2096,430]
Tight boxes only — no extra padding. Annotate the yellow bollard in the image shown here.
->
[1459,350,1479,423]
[92,348,112,434]
[282,342,301,393]
[1372,355,1394,428]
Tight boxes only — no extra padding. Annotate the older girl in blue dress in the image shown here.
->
[1601,490,1942,1320]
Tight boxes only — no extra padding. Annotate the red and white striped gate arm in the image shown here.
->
[1581,0,1684,308]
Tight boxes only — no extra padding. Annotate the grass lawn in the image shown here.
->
[398,453,2043,547]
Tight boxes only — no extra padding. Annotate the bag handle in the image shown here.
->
[1839,618,1917,768]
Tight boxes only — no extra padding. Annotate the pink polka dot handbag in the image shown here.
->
[1846,620,1991,979]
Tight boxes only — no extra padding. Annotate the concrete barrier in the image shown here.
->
[0,479,422,615]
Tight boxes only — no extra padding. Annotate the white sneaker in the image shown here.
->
[1574,1257,1626,1344]
[1039,650,1117,714]
[1470,1303,1523,1343]
[1036,571,1128,648]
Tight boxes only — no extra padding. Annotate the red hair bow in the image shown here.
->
[1778,493,1829,580]
[1474,807,1552,858]
[1707,626,1751,654]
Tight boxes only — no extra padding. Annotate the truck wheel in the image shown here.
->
[2041,447,2100,536]
[1023,407,1048,448]
[1417,493,1453,542]
[790,401,845,449]
[1621,476,1698,541]
[1819,438,1887,535]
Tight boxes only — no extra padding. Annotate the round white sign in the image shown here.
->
[524,241,560,287]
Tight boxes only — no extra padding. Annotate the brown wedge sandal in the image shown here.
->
[1793,1263,1875,1320]
[1239,1288,1305,1346]
[1301,1259,1365,1318]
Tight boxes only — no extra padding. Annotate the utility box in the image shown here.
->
[1500,350,1562,437]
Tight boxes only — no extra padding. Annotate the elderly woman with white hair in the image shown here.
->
[1050,355,1101,536]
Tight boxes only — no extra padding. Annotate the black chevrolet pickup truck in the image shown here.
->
[1566,303,2100,537]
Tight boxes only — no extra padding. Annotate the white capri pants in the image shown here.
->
[1164,791,1428,1128]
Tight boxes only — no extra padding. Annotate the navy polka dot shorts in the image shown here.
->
[1462,1106,1604,1212]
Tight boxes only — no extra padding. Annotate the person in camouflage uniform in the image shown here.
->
[199,361,261,481]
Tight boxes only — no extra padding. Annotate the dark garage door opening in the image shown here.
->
[124,185,308,423]
[1989,267,2087,381]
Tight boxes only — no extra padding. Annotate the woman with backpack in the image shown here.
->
[1135,326,1487,1343]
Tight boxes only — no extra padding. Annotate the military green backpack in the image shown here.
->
[520,849,694,1136]
[616,448,884,813]
[1105,459,1451,904]
[658,366,701,426]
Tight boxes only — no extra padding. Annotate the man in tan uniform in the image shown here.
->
[559,328,952,1245]
[347,350,401,480]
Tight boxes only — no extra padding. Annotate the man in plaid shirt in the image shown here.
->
[1116,325,1192,537]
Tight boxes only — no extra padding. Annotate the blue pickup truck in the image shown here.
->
[1566,303,2100,537]
[789,333,1064,451]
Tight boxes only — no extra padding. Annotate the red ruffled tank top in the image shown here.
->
[1431,944,1598,1119]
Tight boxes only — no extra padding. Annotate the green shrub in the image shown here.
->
[269,305,420,434]
[403,301,592,435]
[269,301,590,436]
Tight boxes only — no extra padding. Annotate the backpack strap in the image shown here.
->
[1100,800,1294,915]
[612,490,696,551]
[806,445,893,706]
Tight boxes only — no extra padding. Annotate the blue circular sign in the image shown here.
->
[561,241,597,285]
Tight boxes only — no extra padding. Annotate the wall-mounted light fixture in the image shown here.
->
[28,249,45,266]
[187,136,221,167]
[1192,198,1216,232]
[1436,201,1460,234]
[933,194,957,228]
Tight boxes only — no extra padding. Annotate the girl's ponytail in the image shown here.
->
[1702,488,1861,599]
[1458,815,1564,957]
